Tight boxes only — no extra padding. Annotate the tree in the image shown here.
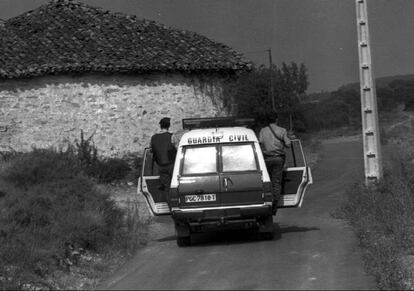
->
[388,79,414,111]
[223,62,308,130]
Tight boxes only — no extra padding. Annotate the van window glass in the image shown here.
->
[285,140,306,167]
[222,144,257,172]
[183,146,217,175]
[143,149,160,176]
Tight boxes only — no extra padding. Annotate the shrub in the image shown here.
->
[0,150,22,163]
[75,129,99,170]
[0,148,130,288]
[1,148,81,189]
[74,130,131,183]
[405,97,414,111]
[87,158,131,184]
[338,142,414,290]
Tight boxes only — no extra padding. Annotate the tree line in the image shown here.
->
[224,63,414,133]
[223,62,307,132]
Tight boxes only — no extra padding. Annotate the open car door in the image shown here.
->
[138,148,171,216]
[277,139,313,208]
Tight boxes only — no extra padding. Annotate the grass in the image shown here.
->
[299,133,322,170]
[300,126,361,141]
[0,148,147,290]
[336,111,414,290]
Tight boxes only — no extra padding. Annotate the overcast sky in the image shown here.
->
[1,0,414,93]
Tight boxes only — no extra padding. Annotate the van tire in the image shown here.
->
[261,231,274,240]
[175,222,191,247]
[259,215,274,240]
[177,236,191,247]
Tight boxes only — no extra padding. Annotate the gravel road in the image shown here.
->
[100,138,377,290]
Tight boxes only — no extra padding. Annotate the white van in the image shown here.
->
[138,117,312,246]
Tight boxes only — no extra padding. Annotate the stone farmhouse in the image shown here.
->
[0,0,250,157]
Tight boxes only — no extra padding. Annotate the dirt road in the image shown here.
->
[100,139,377,290]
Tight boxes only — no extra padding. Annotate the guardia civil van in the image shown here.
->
[138,117,312,246]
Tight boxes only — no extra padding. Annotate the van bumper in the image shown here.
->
[171,204,272,227]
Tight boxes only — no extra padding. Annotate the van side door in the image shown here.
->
[277,139,313,208]
[138,148,171,215]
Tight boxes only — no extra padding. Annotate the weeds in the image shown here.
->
[75,130,131,183]
[89,158,131,184]
[0,147,144,289]
[117,200,149,254]
[338,141,414,290]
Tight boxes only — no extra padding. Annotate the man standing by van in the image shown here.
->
[259,112,291,212]
[151,117,177,191]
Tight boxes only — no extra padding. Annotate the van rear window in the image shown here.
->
[182,146,217,175]
[222,144,257,172]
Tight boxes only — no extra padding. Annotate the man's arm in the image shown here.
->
[282,128,291,148]
[171,132,179,149]
[258,128,264,144]
[258,128,271,156]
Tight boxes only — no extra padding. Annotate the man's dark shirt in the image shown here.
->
[151,132,176,166]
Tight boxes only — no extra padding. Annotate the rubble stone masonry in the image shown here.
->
[0,73,228,157]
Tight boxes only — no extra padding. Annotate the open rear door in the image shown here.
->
[138,148,171,215]
[277,139,313,208]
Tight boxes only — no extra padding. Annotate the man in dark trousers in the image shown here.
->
[259,111,291,213]
[151,117,177,191]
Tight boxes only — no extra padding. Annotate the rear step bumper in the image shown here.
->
[189,218,259,232]
[171,204,272,224]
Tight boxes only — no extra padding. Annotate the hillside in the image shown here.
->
[338,74,414,92]
[304,73,414,103]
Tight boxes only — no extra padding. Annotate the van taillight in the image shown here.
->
[263,182,273,202]
[169,188,179,207]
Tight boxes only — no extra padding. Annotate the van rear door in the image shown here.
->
[219,143,263,206]
[177,145,221,208]
[277,139,313,208]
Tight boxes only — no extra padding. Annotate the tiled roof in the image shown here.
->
[0,0,251,79]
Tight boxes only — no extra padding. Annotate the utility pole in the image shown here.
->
[267,48,276,111]
[356,0,383,184]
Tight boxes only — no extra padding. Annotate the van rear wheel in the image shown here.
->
[177,236,191,247]
[175,222,191,247]
[259,215,274,240]
[261,231,274,240]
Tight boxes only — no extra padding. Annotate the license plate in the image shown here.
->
[185,194,216,203]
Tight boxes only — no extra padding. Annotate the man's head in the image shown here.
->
[268,110,279,125]
[159,117,171,129]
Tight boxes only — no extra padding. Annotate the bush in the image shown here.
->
[0,148,128,288]
[74,130,131,183]
[1,148,81,189]
[222,63,308,130]
[298,89,362,132]
[87,158,131,184]
[338,142,414,290]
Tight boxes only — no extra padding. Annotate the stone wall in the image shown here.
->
[0,72,229,157]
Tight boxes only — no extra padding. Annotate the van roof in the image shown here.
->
[179,127,259,147]
[182,117,255,130]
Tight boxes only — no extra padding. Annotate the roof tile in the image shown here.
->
[0,0,251,79]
